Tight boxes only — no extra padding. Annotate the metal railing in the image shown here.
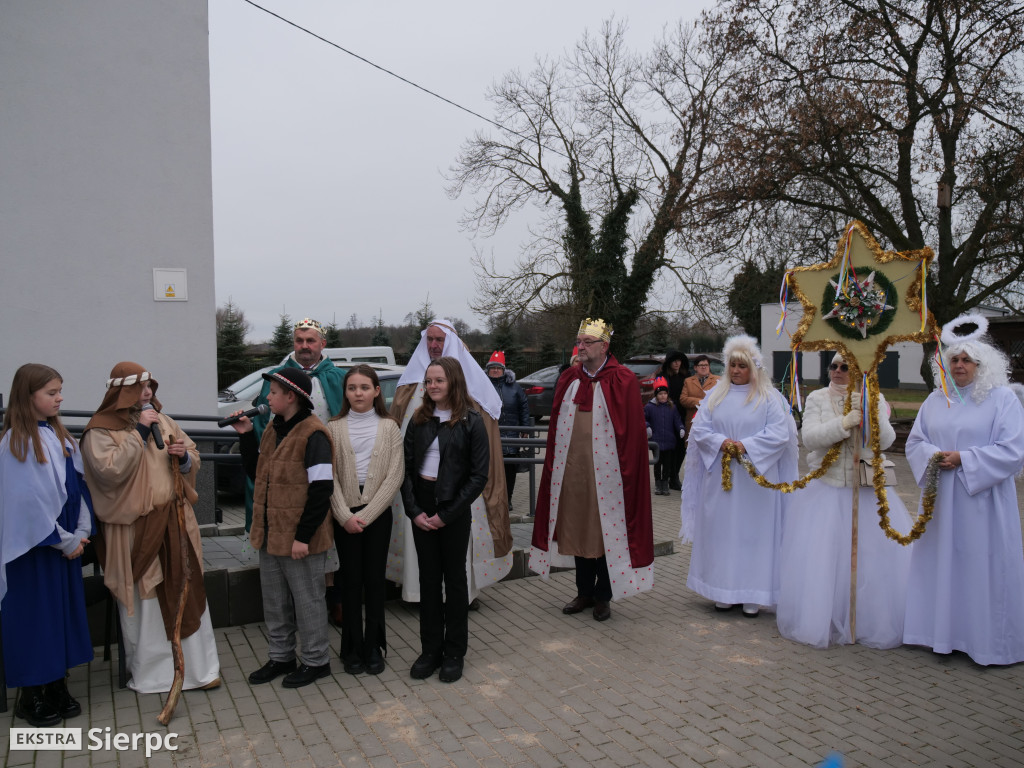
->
[1,411,659,519]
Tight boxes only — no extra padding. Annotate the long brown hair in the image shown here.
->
[413,357,472,427]
[336,365,395,420]
[1,363,74,463]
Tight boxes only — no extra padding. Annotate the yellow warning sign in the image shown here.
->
[164,284,176,298]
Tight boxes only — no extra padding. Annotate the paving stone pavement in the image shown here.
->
[4,455,1023,767]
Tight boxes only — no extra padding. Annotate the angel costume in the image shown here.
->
[903,383,1024,665]
[82,363,219,693]
[386,320,513,602]
[682,383,797,608]
[776,385,912,649]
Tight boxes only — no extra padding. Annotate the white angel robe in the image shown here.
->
[903,384,1024,665]
[776,387,913,649]
[682,384,798,607]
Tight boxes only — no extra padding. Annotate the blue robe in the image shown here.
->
[1,451,94,687]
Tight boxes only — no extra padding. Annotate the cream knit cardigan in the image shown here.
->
[327,415,404,525]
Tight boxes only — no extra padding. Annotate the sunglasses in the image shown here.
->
[829,363,849,372]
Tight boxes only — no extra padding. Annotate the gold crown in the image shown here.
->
[578,317,613,342]
[294,317,326,338]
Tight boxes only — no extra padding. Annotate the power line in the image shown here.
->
[238,0,591,175]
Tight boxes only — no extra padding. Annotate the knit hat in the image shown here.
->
[486,350,506,370]
[263,367,314,410]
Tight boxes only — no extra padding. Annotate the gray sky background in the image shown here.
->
[209,0,714,342]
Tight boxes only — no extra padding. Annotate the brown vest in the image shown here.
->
[250,415,333,556]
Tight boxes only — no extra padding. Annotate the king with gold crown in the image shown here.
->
[530,318,654,622]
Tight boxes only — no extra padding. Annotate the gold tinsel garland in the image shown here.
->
[719,424,942,547]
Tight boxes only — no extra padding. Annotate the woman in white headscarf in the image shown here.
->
[776,353,912,649]
[681,335,797,617]
[903,314,1024,665]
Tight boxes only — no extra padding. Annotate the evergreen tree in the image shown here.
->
[537,338,561,368]
[489,320,526,375]
[324,322,343,348]
[371,313,390,346]
[727,261,786,341]
[268,312,293,364]
[216,300,249,389]
[407,298,434,356]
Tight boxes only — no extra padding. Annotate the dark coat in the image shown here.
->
[402,409,489,525]
[490,371,532,456]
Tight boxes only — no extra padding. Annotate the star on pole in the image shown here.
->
[785,220,935,377]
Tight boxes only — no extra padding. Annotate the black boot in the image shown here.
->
[46,677,82,719]
[15,685,62,727]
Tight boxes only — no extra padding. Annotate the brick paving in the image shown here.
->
[4,457,1024,767]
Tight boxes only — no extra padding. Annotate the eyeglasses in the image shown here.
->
[829,363,849,372]
[576,338,604,347]
[695,362,710,368]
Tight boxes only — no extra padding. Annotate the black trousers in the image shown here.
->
[654,448,676,481]
[334,506,392,663]
[412,479,471,659]
[575,556,612,602]
[504,461,518,504]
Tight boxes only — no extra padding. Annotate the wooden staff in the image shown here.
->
[157,434,191,726]
[850,431,859,643]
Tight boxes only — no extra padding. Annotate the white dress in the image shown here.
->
[683,384,797,607]
[903,384,1024,665]
[776,387,913,649]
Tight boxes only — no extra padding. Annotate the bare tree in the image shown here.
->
[705,0,1024,335]
[449,19,731,354]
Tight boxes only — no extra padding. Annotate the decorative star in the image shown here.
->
[785,221,935,376]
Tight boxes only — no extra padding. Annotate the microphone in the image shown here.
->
[218,403,270,428]
[141,403,164,450]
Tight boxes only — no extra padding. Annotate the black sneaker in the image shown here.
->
[364,649,386,675]
[410,653,441,679]
[438,656,463,683]
[282,663,331,688]
[248,659,296,685]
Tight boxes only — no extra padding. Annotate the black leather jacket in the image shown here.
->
[401,409,489,525]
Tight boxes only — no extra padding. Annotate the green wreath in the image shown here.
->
[821,268,896,340]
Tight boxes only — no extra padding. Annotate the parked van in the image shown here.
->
[324,346,395,365]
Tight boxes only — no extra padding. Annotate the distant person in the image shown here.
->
[485,350,532,510]
[82,362,220,693]
[681,336,796,618]
[776,353,912,649]
[1,364,93,726]
[903,315,1024,665]
[402,357,489,683]
[680,355,718,435]
[659,351,689,490]
[644,377,684,496]
[531,318,654,622]
[388,320,512,606]
[327,366,404,676]
[232,368,335,688]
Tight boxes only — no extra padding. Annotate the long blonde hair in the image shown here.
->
[705,336,775,412]
[1,363,73,462]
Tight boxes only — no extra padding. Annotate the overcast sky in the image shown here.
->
[209,0,715,341]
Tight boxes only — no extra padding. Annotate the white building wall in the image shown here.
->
[760,302,928,388]
[0,1,216,419]
[760,302,1009,389]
